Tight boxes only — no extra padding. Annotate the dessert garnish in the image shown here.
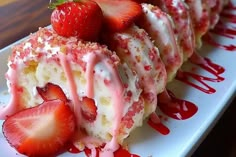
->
[50,0,103,41]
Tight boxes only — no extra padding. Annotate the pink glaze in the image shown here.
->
[185,0,210,47]
[100,58,124,157]
[106,25,167,118]
[85,53,97,98]
[59,53,82,126]
[108,25,167,94]
[0,68,21,119]
[72,50,125,156]
[154,0,195,60]
[138,4,182,82]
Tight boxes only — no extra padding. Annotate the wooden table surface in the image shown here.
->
[0,1,236,157]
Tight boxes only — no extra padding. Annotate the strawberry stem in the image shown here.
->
[48,0,82,9]
[48,0,67,9]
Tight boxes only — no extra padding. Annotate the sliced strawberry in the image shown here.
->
[2,99,76,156]
[81,97,97,122]
[36,82,67,102]
[93,0,142,32]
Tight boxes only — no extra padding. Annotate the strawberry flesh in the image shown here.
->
[81,97,97,122]
[3,99,76,157]
[93,0,142,32]
[36,82,67,102]
[51,1,103,41]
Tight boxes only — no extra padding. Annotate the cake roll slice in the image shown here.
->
[2,27,145,148]
[104,25,167,118]
[138,3,183,82]
[184,0,210,48]
[209,0,230,29]
[152,0,195,61]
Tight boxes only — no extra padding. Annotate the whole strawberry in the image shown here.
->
[50,0,103,41]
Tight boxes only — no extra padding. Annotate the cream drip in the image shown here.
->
[0,67,20,119]
[59,49,125,156]
[140,3,182,82]
[59,53,82,126]
[83,52,125,156]
[85,53,97,98]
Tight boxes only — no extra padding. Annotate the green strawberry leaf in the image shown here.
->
[48,0,67,9]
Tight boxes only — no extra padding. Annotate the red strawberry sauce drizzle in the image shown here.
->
[147,119,170,135]
[204,2,236,51]
[203,33,236,51]
[148,50,226,134]
[210,22,236,39]
[158,90,198,120]
[175,52,225,94]
[147,88,198,136]
[67,144,140,157]
[220,12,236,24]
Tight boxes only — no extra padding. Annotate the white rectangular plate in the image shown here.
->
[1,2,236,157]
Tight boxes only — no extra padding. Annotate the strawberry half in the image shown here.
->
[36,82,67,102]
[93,0,142,32]
[2,99,76,157]
[81,97,97,122]
[50,0,103,41]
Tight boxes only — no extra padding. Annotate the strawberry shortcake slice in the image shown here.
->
[152,0,195,61]
[1,27,146,151]
[138,3,183,82]
[184,0,210,48]
[104,25,167,118]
